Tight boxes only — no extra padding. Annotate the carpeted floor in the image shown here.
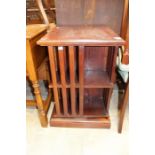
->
[26,81,128,155]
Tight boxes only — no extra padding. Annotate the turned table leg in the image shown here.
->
[26,40,48,127]
[32,81,47,127]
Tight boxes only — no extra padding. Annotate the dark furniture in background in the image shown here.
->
[26,0,56,24]
[55,0,124,34]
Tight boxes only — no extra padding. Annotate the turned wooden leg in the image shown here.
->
[27,39,49,127]
[118,81,129,133]
[32,81,48,127]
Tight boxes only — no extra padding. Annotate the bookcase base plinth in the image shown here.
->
[50,116,111,128]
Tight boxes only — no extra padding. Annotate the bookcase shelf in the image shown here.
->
[84,70,113,88]
[49,70,113,88]
[51,88,109,118]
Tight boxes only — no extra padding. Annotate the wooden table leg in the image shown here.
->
[32,81,48,127]
[118,81,129,133]
[26,40,48,127]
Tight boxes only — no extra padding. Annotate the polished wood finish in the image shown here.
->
[26,0,129,128]
[37,26,125,46]
[55,0,124,34]
[68,46,76,115]
[118,0,129,132]
[50,117,110,128]
[26,25,48,74]
[121,24,129,65]
[118,81,129,133]
[48,46,61,116]
[38,26,125,128]
[26,24,52,127]
[121,0,129,65]
[121,0,129,39]
[58,47,69,116]
[105,46,118,111]
[79,46,84,115]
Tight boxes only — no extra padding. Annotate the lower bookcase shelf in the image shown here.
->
[50,88,111,128]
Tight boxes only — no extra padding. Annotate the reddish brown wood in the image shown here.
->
[121,0,129,65]
[118,81,129,133]
[111,47,119,82]
[105,88,113,111]
[105,46,119,110]
[48,46,61,116]
[38,26,125,128]
[55,0,124,34]
[84,70,113,88]
[121,25,129,65]
[49,83,113,89]
[84,46,108,70]
[84,89,108,117]
[58,46,68,116]
[69,46,76,115]
[106,47,114,79]
[121,0,129,39]
[50,117,111,128]
[79,46,84,115]
[37,26,125,46]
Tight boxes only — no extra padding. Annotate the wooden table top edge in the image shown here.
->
[26,24,48,40]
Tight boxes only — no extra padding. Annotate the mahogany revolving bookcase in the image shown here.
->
[37,26,125,128]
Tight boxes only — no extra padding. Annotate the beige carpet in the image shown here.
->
[26,88,128,155]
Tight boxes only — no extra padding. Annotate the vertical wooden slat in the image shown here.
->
[106,46,118,111]
[79,46,84,115]
[109,47,114,78]
[111,46,118,82]
[58,46,68,116]
[69,46,76,115]
[48,46,61,115]
[106,46,113,78]
[105,88,113,111]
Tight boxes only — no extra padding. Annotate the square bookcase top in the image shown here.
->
[37,26,125,46]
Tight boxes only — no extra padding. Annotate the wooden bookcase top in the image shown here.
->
[37,26,125,46]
